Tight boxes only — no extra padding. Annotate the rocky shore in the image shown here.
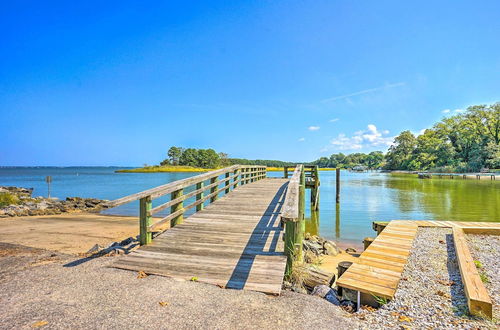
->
[0,186,110,218]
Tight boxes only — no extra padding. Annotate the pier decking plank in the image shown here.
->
[113,178,289,295]
[337,220,500,302]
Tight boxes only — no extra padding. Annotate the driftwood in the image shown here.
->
[304,267,336,290]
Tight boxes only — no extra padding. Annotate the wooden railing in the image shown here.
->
[107,165,267,245]
[281,164,305,274]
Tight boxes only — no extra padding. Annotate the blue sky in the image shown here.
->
[1,1,499,166]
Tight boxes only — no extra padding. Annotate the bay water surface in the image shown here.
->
[1,167,498,246]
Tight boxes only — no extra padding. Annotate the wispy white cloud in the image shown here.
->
[442,108,464,115]
[328,124,394,151]
[321,82,406,103]
[308,126,320,131]
[298,137,305,142]
[329,118,340,123]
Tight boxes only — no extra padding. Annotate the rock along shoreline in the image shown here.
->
[0,186,110,218]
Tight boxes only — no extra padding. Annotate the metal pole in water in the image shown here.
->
[336,168,340,203]
[45,176,52,198]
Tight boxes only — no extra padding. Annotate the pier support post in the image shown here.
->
[336,168,340,203]
[196,182,204,211]
[234,168,239,188]
[139,195,152,245]
[225,172,230,194]
[210,177,218,202]
[171,188,184,226]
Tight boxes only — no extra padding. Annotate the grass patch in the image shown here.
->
[479,272,490,284]
[474,260,483,269]
[116,165,213,173]
[372,294,389,306]
[0,192,20,207]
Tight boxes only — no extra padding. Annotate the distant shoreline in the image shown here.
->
[115,166,338,173]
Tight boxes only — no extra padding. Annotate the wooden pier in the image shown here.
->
[337,220,500,318]
[108,165,319,295]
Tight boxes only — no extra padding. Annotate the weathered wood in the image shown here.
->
[114,178,288,295]
[452,227,493,319]
[171,189,184,226]
[336,168,340,203]
[210,177,218,203]
[196,182,204,211]
[281,165,302,221]
[108,165,241,207]
[363,237,375,250]
[225,172,230,194]
[303,267,335,290]
[139,196,152,245]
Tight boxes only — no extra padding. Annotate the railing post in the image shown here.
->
[284,220,300,276]
[225,172,230,194]
[210,176,218,202]
[298,166,305,258]
[196,181,204,211]
[234,168,239,188]
[139,195,152,245]
[171,188,184,226]
[284,167,288,178]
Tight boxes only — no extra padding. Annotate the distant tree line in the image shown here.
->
[311,102,499,172]
[160,147,297,169]
[385,102,499,172]
[311,151,384,170]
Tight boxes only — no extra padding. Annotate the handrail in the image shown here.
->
[280,164,306,276]
[107,165,241,208]
[107,164,267,245]
[281,164,302,221]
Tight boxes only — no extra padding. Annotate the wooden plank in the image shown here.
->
[113,178,288,295]
[452,227,493,319]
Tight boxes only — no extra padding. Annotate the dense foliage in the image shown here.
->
[312,103,499,172]
[311,151,384,169]
[161,103,498,172]
[160,147,296,169]
[385,103,499,171]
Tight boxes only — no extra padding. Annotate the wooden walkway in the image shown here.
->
[113,178,288,295]
[337,220,500,301]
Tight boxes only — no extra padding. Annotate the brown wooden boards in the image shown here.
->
[113,178,289,295]
[452,227,493,319]
[337,219,500,304]
[336,221,419,299]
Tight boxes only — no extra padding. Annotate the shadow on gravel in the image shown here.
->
[63,243,139,267]
[445,233,469,316]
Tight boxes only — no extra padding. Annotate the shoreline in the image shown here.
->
[115,166,338,173]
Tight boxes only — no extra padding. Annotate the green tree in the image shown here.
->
[384,131,417,170]
[167,146,183,165]
[179,148,198,167]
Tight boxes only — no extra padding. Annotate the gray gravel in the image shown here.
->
[0,243,358,330]
[467,234,500,323]
[357,228,495,329]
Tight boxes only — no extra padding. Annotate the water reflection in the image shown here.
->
[303,171,499,246]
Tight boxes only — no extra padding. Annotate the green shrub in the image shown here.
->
[0,192,20,207]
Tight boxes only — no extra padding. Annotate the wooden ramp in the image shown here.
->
[336,220,418,299]
[337,220,500,301]
[113,178,288,295]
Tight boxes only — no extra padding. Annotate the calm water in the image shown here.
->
[1,167,498,245]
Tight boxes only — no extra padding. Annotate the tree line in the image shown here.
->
[311,102,499,172]
[159,102,498,172]
[160,147,295,169]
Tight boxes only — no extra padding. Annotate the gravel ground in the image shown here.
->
[357,228,495,329]
[2,229,498,329]
[0,243,359,330]
[467,234,500,323]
